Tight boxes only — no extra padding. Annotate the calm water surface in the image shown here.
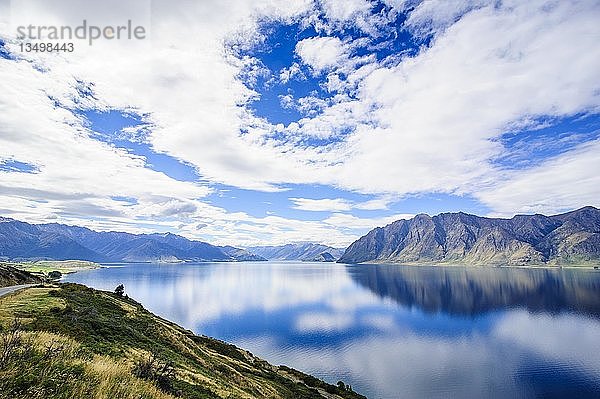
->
[65,262,600,399]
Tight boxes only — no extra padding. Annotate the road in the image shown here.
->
[0,284,35,298]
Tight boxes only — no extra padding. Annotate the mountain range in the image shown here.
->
[339,206,600,266]
[0,217,264,263]
[2,206,599,266]
[246,243,344,262]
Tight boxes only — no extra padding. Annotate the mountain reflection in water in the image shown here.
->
[348,264,600,318]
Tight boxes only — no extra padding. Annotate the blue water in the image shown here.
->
[65,262,600,399]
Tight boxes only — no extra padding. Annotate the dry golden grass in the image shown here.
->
[0,330,176,399]
[85,355,176,399]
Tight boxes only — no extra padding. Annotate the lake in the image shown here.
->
[64,262,600,399]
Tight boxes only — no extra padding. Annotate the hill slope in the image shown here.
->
[0,284,364,399]
[339,207,600,266]
[0,263,43,287]
[0,217,261,263]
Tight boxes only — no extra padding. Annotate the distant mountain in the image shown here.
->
[306,252,337,262]
[218,246,266,261]
[0,218,105,261]
[247,243,344,261]
[0,217,262,263]
[338,207,600,266]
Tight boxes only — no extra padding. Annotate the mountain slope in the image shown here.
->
[0,218,258,263]
[247,243,344,261]
[0,217,106,262]
[339,207,600,266]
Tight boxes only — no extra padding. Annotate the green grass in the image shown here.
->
[9,260,100,275]
[0,284,366,399]
[0,288,64,323]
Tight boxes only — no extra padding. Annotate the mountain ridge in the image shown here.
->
[338,206,600,266]
[0,218,264,263]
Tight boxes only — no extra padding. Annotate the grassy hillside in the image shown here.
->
[0,263,43,287]
[0,284,365,399]
[2,260,100,275]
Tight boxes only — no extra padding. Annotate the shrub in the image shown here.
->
[48,271,62,280]
[133,353,176,394]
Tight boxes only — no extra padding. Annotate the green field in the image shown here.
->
[4,260,100,275]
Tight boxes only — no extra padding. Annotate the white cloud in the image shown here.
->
[279,94,295,109]
[325,0,600,206]
[323,213,414,229]
[295,36,349,74]
[289,195,394,212]
[279,62,305,83]
[290,197,353,211]
[0,58,211,223]
[476,139,600,216]
[402,0,489,37]
[353,197,392,210]
[321,0,372,23]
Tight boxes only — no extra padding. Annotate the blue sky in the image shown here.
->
[0,0,599,246]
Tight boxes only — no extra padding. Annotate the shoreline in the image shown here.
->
[5,260,599,279]
[338,260,600,270]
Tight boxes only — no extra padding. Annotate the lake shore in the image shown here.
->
[345,260,600,269]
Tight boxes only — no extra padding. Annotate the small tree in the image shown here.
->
[114,284,125,297]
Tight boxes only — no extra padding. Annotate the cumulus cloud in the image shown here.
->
[295,36,350,74]
[402,0,489,37]
[321,0,372,23]
[279,62,305,84]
